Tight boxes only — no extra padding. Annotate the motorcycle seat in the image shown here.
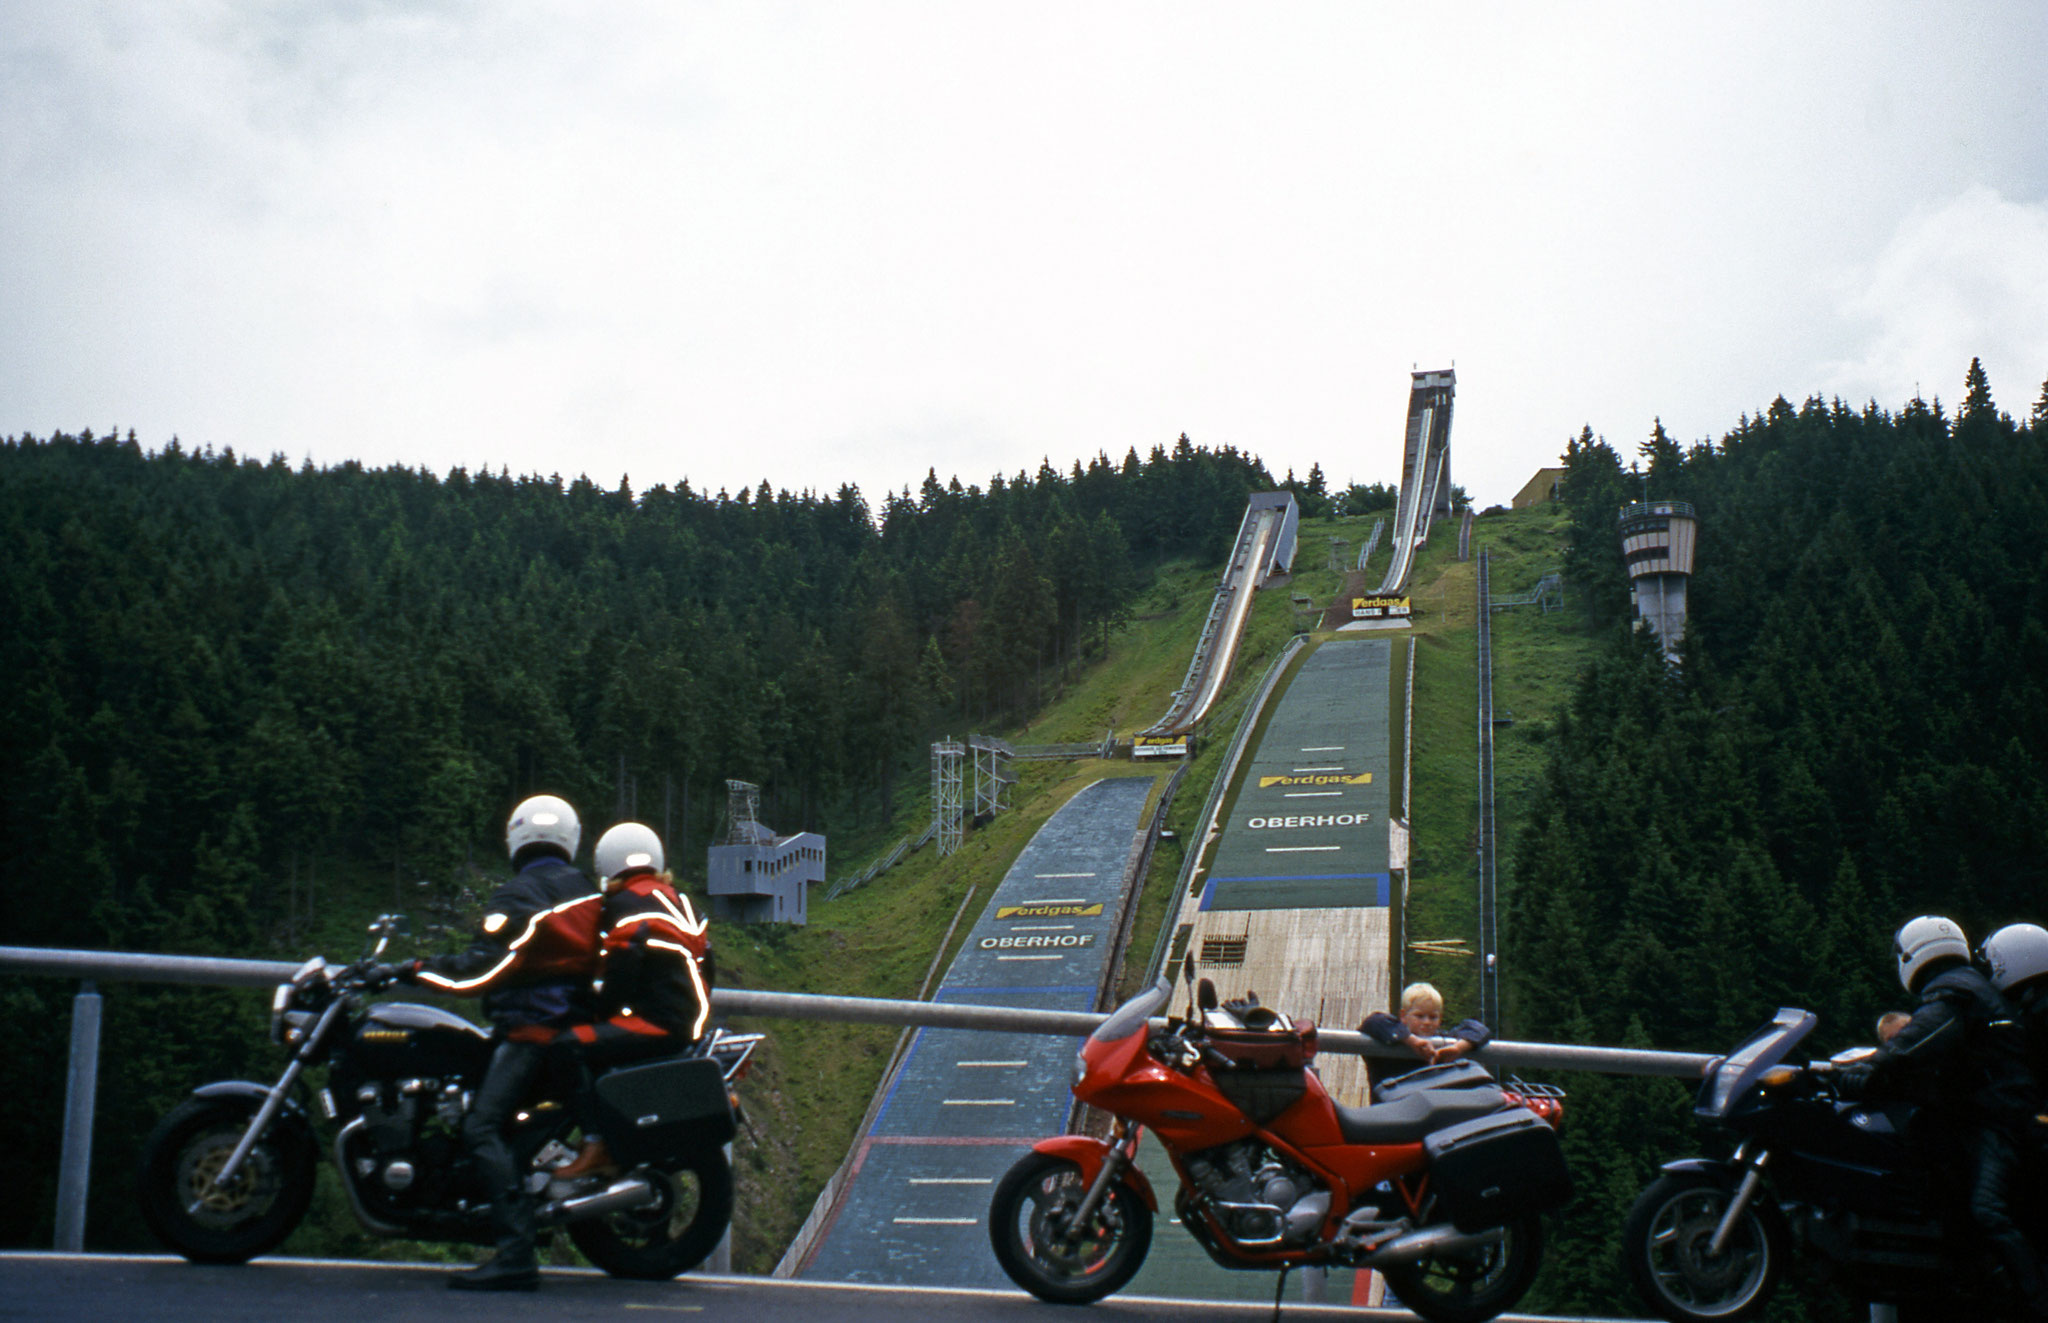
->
[1334,1086,1506,1145]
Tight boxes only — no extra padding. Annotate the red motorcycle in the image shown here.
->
[988,965,1570,1322]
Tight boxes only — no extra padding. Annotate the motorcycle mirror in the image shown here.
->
[1181,952,1196,989]
[1197,978,1219,1013]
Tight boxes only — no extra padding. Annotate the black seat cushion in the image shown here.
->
[1334,1086,1505,1145]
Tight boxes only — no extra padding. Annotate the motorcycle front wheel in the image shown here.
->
[1623,1171,1788,1323]
[988,1151,1153,1304]
[567,1149,733,1279]
[1380,1213,1543,1323]
[137,1097,317,1264]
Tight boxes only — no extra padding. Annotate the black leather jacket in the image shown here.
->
[1867,963,2035,1130]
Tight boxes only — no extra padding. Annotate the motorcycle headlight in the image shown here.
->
[1073,1048,1090,1087]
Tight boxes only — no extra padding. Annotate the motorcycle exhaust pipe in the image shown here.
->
[1356,1222,1505,1267]
[548,1176,659,1222]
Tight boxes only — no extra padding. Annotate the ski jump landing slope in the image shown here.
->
[1159,635,1402,1106]
[794,776,1157,1288]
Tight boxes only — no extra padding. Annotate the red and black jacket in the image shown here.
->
[413,856,603,1034]
[587,874,714,1041]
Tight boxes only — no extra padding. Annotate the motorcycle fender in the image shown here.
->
[1657,1157,1736,1182]
[1030,1135,1159,1212]
[190,1081,317,1146]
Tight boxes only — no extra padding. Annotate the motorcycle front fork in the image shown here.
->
[1708,1141,1771,1258]
[1065,1119,1142,1237]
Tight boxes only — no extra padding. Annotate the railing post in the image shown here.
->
[56,979,103,1252]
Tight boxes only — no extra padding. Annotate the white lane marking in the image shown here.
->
[956,1061,1027,1068]
[1023,897,1086,903]
[1291,766,1344,773]
[942,1099,1016,1106]
[1010,924,1075,931]
[894,1217,978,1225]
[1300,746,1346,752]
[1032,873,1096,879]
[1266,845,1341,853]
[908,1177,995,1185]
[998,954,1063,961]
[1282,792,1342,798]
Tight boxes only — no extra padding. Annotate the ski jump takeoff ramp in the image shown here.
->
[1135,491,1298,755]
[1371,368,1456,596]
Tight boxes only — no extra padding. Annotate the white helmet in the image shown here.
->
[1894,915,1969,993]
[1981,924,2048,994]
[595,821,664,887]
[507,794,580,864]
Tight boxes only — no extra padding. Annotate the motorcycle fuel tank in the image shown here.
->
[350,1002,493,1078]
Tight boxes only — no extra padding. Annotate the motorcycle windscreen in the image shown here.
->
[591,1056,735,1166]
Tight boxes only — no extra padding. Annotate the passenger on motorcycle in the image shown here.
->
[1359,981,1491,1088]
[544,821,715,1192]
[1981,922,2048,1140]
[396,794,603,1291]
[1846,915,2044,1316]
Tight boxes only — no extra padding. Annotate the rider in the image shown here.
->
[1360,981,1491,1088]
[1980,922,2048,1140]
[1848,915,2042,1315]
[397,794,603,1291]
[544,821,715,1189]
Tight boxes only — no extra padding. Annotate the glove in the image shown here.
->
[1834,1062,1874,1096]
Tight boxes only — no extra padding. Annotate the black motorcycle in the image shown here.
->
[1622,1006,2043,1322]
[138,916,759,1279]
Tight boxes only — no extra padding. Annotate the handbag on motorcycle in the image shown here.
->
[1421,1106,1573,1232]
[591,1056,735,1166]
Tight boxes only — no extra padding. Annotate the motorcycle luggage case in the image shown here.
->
[591,1056,734,1165]
[1204,1018,1318,1069]
[1372,1060,1495,1103]
[1422,1106,1572,1232]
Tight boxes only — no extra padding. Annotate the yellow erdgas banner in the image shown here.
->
[1351,596,1412,618]
[1258,773,1372,789]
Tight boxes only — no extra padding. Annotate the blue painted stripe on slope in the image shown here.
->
[1199,872,1391,908]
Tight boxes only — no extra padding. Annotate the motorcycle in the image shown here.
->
[137,915,760,1279]
[987,959,1572,1323]
[1622,1006,2046,1322]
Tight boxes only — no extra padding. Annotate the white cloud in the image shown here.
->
[1822,186,2048,414]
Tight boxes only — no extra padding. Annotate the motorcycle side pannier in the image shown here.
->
[592,1056,735,1166]
[1422,1106,1572,1232]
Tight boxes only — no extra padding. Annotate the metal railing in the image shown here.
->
[2,944,1714,1255]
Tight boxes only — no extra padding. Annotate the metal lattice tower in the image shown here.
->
[932,739,964,856]
[970,735,1015,818]
[720,779,762,845]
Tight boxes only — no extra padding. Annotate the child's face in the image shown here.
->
[1401,1005,1442,1038]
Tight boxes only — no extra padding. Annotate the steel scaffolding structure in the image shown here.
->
[931,738,964,856]
[968,734,1014,819]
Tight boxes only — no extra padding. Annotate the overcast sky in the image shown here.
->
[6,3,2047,510]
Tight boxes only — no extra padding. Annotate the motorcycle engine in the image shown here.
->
[1184,1141,1331,1246]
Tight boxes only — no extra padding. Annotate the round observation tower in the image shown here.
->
[1618,500,1697,658]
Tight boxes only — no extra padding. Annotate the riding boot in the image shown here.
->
[451,1194,540,1291]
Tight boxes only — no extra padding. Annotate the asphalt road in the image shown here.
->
[0,1253,1642,1323]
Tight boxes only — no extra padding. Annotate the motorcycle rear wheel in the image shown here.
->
[566,1149,733,1279]
[1623,1171,1788,1323]
[1380,1213,1543,1323]
[988,1151,1153,1304]
[137,1097,317,1264]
